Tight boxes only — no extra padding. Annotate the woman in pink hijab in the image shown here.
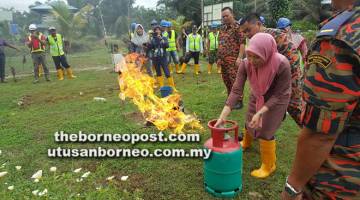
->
[215,33,291,179]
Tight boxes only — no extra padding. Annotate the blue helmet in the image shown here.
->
[167,21,172,27]
[260,16,266,25]
[151,19,158,26]
[210,22,218,29]
[277,18,291,29]
[130,22,137,32]
[160,20,167,27]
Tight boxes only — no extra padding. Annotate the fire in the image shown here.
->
[117,53,203,134]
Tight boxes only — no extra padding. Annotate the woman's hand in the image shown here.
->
[214,118,225,128]
[249,112,262,129]
[214,105,232,128]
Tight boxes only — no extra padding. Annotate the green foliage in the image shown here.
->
[268,0,290,26]
[291,20,318,32]
[157,0,201,25]
[51,1,94,41]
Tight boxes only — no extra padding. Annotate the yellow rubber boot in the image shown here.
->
[175,64,180,73]
[66,67,77,79]
[180,63,187,74]
[169,64,174,74]
[194,64,200,75]
[240,128,252,151]
[56,69,64,81]
[251,139,276,179]
[167,77,177,92]
[207,64,212,74]
[156,76,164,87]
[217,65,221,74]
[38,64,43,77]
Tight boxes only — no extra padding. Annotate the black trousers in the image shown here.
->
[184,52,200,64]
[52,55,70,70]
[0,54,5,80]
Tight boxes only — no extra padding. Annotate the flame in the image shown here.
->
[117,53,203,134]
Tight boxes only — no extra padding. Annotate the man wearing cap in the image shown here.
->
[25,24,50,83]
[206,23,221,74]
[47,27,76,80]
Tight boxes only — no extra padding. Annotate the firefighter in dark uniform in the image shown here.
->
[281,0,359,199]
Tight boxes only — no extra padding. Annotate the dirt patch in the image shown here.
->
[17,95,32,108]
[122,112,145,125]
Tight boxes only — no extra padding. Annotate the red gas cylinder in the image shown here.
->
[204,119,240,153]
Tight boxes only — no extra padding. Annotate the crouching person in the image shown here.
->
[215,33,291,178]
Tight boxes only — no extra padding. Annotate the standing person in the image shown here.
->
[130,24,153,77]
[281,1,359,199]
[25,24,50,83]
[240,13,302,127]
[148,26,176,90]
[164,22,180,74]
[47,27,76,80]
[277,18,308,65]
[179,27,188,57]
[206,23,221,74]
[215,33,291,179]
[0,38,20,83]
[217,7,246,110]
[179,25,203,75]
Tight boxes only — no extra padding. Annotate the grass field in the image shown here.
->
[0,48,300,199]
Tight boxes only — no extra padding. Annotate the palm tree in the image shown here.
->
[51,1,94,41]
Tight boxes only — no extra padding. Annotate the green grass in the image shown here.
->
[0,50,300,199]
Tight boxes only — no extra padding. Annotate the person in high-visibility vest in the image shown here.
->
[148,25,176,91]
[180,25,203,75]
[47,27,76,80]
[25,24,50,83]
[206,23,221,74]
[164,22,180,74]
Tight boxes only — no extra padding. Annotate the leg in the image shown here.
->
[60,55,76,79]
[0,54,5,82]
[250,137,277,179]
[53,56,64,80]
[145,59,153,77]
[161,57,171,78]
[154,58,164,87]
[171,51,180,73]
[192,52,200,75]
[39,53,50,81]
[32,54,40,82]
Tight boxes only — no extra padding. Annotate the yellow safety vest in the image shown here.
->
[48,34,64,57]
[188,34,201,52]
[166,30,176,52]
[209,31,219,51]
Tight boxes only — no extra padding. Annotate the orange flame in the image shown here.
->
[117,53,203,134]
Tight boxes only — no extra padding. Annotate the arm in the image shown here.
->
[186,37,189,53]
[264,60,292,109]
[5,42,20,51]
[284,128,340,196]
[225,61,247,109]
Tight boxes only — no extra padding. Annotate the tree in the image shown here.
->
[268,0,290,26]
[157,0,201,25]
[51,1,94,41]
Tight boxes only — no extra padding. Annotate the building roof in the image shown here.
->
[30,2,78,12]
